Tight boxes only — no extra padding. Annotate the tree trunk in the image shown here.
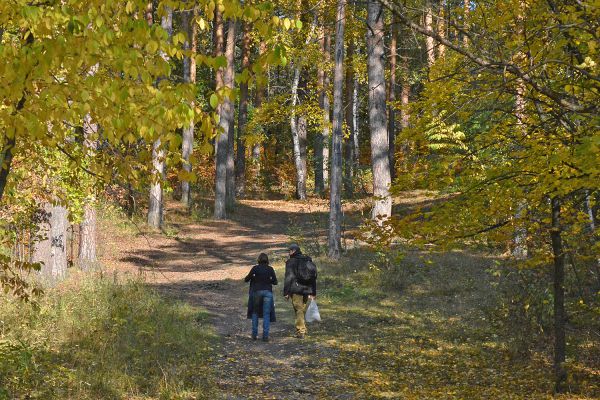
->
[290,25,315,200]
[367,0,392,221]
[148,6,172,229]
[213,7,227,219]
[79,111,98,271]
[0,95,25,203]
[353,78,360,165]
[343,37,355,197]
[235,22,251,197]
[322,33,331,191]
[33,204,68,283]
[314,27,326,196]
[224,20,236,210]
[388,16,397,182]
[0,134,16,204]
[181,6,197,207]
[425,2,436,68]
[328,0,346,259]
[550,196,567,393]
[463,0,470,46]
[437,1,446,58]
[79,205,97,271]
[148,138,165,228]
[252,41,268,166]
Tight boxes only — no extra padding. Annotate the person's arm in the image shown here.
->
[271,267,278,285]
[311,278,317,297]
[244,266,255,283]
[283,261,294,296]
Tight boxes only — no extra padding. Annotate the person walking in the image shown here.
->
[245,253,278,342]
[284,244,317,339]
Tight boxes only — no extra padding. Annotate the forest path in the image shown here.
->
[100,198,357,399]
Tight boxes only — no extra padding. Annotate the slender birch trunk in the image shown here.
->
[328,0,346,259]
[148,5,171,229]
[437,1,446,58]
[367,0,392,221]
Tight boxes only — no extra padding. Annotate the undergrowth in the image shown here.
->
[0,275,217,399]
[302,248,599,399]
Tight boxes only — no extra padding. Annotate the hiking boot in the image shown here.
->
[252,335,257,340]
[262,337,269,342]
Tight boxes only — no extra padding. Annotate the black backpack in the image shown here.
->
[295,256,317,284]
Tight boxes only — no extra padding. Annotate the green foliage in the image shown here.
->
[0,275,217,399]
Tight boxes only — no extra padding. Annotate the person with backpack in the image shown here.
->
[284,244,317,339]
[245,253,278,342]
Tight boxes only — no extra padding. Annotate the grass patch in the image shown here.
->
[302,248,599,399]
[0,274,217,399]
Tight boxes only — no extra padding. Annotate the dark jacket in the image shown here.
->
[245,263,277,321]
[244,263,278,292]
[284,251,317,296]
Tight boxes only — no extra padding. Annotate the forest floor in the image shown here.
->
[98,195,599,400]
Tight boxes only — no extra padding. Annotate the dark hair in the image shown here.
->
[257,253,269,265]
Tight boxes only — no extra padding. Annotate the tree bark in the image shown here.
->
[367,0,392,221]
[343,37,355,197]
[322,33,331,191]
[388,16,397,182]
[181,6,197,207]
[78,205,97,271]
[213,6,227,219]
[425,2,436,68]
[437,1,446,58]
[235,22,251,197]
[252,41,268,166]
[148,5,171,229]
[224,20,236,210]
[0,95,25,203]
[290,23,316,200]
[33,204,68,283]
[314,27,326,197]
[328,0,346,259]
[79,110,98,271]
[550,196,567,393]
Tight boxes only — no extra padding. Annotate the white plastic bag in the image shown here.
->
[305,299,321,323]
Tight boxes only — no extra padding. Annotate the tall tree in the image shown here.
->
[181,5,198,207]
[315,26,326,197]
[322,32,332,192]
[213,5,228,219]
[367,0,392,221]
[328,0,346,259]
[224,20,237,210]
[235,22,251,197]
[148,4,172,229]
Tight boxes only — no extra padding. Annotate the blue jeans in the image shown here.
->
[251,290,273,339]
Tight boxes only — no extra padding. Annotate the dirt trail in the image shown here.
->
[99,199,354,399]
